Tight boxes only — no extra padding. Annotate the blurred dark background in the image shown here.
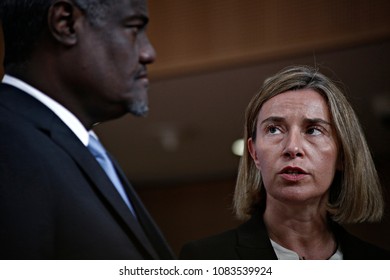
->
[1,0,389,256]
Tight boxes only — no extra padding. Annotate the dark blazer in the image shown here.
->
[180,209,390,260]
[0,84,175,260]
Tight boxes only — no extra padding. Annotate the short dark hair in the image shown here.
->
[0,0,114,68]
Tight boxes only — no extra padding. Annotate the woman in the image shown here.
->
[180,65,389,260]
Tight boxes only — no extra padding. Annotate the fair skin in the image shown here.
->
[248,89,339,259]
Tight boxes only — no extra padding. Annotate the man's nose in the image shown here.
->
[139,36,156,64]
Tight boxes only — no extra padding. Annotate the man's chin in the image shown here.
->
[127,102,149,117]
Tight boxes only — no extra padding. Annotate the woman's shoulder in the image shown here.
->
[334,224,390,260]
[179,212,276,260]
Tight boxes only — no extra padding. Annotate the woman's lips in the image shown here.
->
[279,166,308,182]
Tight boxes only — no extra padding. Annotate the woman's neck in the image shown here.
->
[264,199,337,259]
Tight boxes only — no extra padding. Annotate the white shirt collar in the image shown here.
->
[2,74,90,146]
[270,239,343,260]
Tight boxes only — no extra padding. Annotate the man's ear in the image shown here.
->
[248,137,261,170]
[47,0,83,46]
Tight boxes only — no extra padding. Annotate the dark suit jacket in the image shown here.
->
[180,209,390,260]
[0,84,175,260]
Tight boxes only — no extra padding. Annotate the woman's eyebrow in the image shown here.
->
[304,118,332,126]
[260,116,285,125]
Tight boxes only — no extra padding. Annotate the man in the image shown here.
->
[0,0,175,259]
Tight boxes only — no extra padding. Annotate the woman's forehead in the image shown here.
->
[258,89,330,122]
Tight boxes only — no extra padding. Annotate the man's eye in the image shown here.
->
[125,23,145,33]
[127,25,141,32]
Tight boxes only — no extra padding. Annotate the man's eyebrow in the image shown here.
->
[139,15,149,24]
[127,14,149,25]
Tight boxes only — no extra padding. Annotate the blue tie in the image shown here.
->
[87,133,136,217]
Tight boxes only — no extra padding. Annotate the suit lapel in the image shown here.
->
[52,131,160,259]
[111,156,175,259]
[0,85,161,259]
[235,211,278,260]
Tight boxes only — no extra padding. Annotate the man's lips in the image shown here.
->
[135,66,148,79]
[136,71,148,79]
[279,166,308,181]
[135,70,149,87]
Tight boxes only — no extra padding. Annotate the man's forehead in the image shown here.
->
[128,0,148,14]
[108,0,148,20]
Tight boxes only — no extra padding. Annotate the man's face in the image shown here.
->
[75,0,155,123]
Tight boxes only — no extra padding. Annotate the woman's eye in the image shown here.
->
[267,125,281,134]
[307,127,322,135]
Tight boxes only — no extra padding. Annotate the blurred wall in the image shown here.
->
[138,179,240,255]
[148,0,390,78]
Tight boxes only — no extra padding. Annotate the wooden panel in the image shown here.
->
[137,179,240,255]
[148,0,390,78]
[1,1,389,79]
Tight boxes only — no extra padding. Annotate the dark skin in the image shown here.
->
[7,0,155,130]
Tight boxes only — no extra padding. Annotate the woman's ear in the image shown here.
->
[248,137,261,170]
[47,0,82,46]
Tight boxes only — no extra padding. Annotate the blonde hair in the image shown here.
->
[234,65,384,224]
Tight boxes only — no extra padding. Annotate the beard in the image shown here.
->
[127,100,149,117]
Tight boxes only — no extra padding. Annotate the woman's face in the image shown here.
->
[248,89,339,206]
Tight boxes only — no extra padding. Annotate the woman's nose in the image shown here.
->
[283,130,304,159]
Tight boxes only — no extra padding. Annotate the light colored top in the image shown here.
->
[270,239,343,260]
[2,74,90,146]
